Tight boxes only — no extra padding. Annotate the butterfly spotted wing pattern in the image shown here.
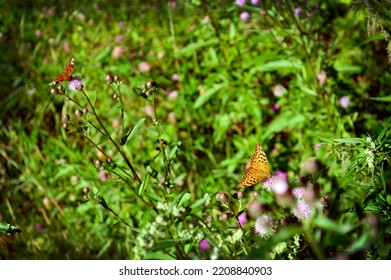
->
[237,144,271,188]
[48,57,74,86]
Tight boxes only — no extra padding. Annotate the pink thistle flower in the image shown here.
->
[251,0,259,5]
[317,70,327,85]
[98,170,109,182]
[68,77,83,91]
[171,73,179,82]
[236,0,246,6]
[276,171,287,181]
[144,105,154,117]
[254,214,275,237]
[340,96,350,108]
[115,35,123,43]
[199,239,210,250]
[240,12,250,21]
[293,200,311,220]
[292,187,307,200]
[168,1,177,8]
[168,90,179,100]
[138,61,151,73]
[167,112,176,124]
[263,172,287,192]
[112,46,125,59]
[238,212,248,226]
[273,177,289,195]
[35,30,42,37]
[62,41,71,53]
[294,8,301,15]
[273,85,286,97]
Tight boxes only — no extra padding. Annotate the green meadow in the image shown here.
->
[0,0,390,259]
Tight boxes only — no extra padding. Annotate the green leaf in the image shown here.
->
[122,118,146,145]
[331,138,365,144]
[177,192,191,207]
[177,38,219,57]
[360,33,389,45]
[145,251,176,260]
[370,96,391,102]
[262,110,306,141]
[190,194,211,210]
[313,216,353,234]
[249,59,304,75]
[346,233,370,253]
[193,83,226,109]
[155,238,191,250]
[139,174,149,195]
[335,65,362,73]
[144,192,165,202]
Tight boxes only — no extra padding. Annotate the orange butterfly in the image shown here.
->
[48,57,74,86]
[237,144,271,188]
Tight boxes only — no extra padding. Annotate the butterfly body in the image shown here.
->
[237,144,271,188]
[48,57,74,86]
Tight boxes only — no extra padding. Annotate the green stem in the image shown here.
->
[81,88,141,185]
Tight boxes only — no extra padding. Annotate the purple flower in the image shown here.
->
[240,12,250,21]
[263,172,287,192]
[171,73,179,82]
[294,8,301,15]
[254,214,275,237]
[251,0,259,5]
[238,212,248,225]
[98,170,109,182]
[340,96,350,108]
[68,77,83,91]
[236,0,246,6]
[273,177,289,195]
[270,103,280,111]
[276,171,287,181]
[35,223,45,234]
[199,239,210,250]
[292,187,307,200]
[293,200,311,220]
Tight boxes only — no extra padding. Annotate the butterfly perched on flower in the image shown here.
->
[237,144,271,188]
[48,57,74,86]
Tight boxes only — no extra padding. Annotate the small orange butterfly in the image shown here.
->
[237,144,271,188]
[48,57,74,86]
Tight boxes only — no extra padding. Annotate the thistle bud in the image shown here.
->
[61,114,70,123]
[216,192,229,203]
[75,109,83,118]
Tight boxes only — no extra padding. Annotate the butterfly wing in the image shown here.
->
[250,144,270,176]
[237,167,269,188]
[237,144,271,188]
[48,57,74,86]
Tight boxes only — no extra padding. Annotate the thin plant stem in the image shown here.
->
[81,88,142,185]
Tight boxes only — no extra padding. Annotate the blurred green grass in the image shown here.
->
[1,0,390,259]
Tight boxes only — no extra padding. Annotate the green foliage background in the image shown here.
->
[0,0,390,259]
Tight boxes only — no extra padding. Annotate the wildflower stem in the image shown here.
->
[303,222,325,259]
[113,83,125,138]
[111,169,159,213]
[152,97,172,182]
[81,88,142,185]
